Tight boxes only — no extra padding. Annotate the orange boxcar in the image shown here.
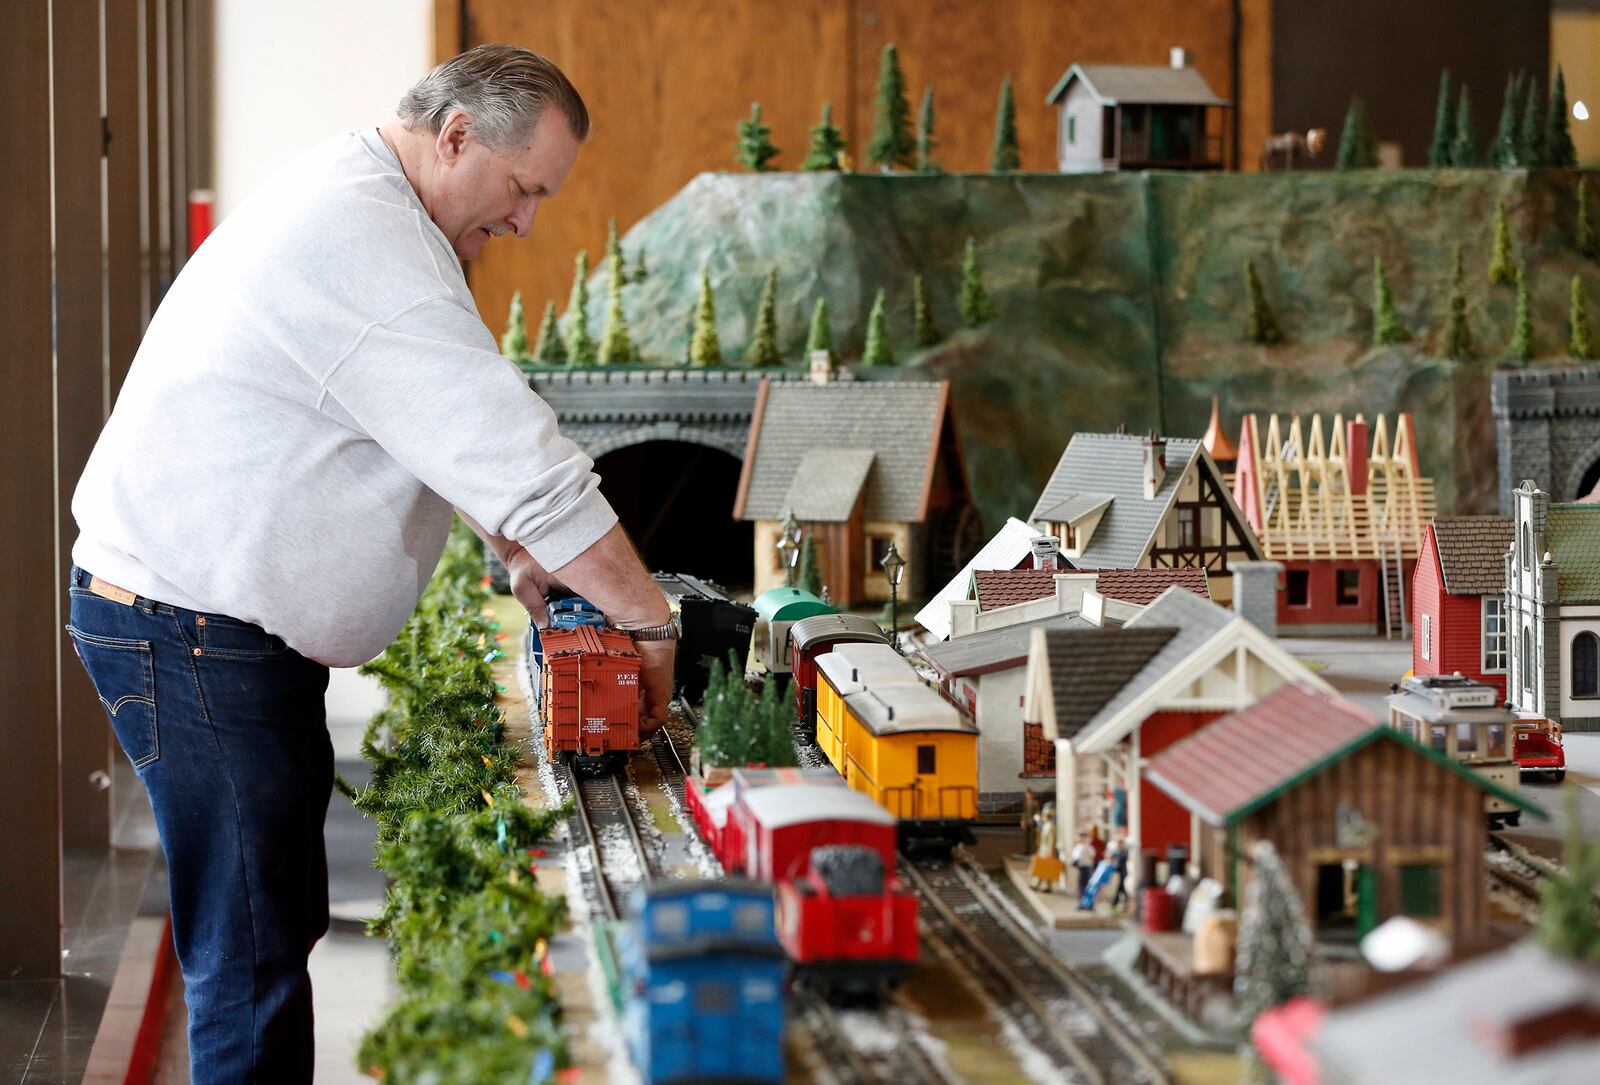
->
[540,625,641,761]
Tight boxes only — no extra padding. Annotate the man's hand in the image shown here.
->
[633,639,676,735]
[505,544,556,626]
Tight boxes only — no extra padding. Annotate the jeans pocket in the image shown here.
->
[66,625,159,767]
[196,613,289,660]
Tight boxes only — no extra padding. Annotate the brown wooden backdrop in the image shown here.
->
[444,0,1272,334]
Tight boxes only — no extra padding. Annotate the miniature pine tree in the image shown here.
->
[1443,244,1474,359]
[1451,84,1479,167]
[1491,73,1523,167]
[1547,67,1578,169]
[759,675,798,768]
[744,268,781,367]
[1534,790,1600,961]
[500,289,531,361]
[598,250,637,365]
[689,266,723,366]
[801,101,848,171]
[1244,259,1284,345]
[564,250,597,367]
[991,75,1021,172]
[1489,200,1517,285]
[1508,265,1534,363]
[958,236,996,326]
[1233,841,1313,1042]
[631,247,648,283]
[1334,96,1377,170]
[735,102,780,172]
[1519,75,1546,168]
[912,273,940,347]
[796,534,822,597]
[1580,177,1598,259]
[1371,256,1408,345]
[1571,274,1594,359]
[805,297,836,363]
[532,300,568,365]
[862,288,894,366]
[1428,69,1455,168]
[696,657,732,766]
[867,44,915,170]
[915,86,941,174]
[605,217,627,283]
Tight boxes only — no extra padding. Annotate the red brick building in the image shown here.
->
[1411,517,1515,699]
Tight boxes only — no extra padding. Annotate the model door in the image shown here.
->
[695,981,738,1077]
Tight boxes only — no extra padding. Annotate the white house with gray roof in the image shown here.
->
[1045,48,1229,173]
[734,379,976,606]
[1028,431,1263,606]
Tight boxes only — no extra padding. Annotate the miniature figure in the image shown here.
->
[1019,788,1039,856]
[1028,801,1063,891]
[1070,832,1095,898]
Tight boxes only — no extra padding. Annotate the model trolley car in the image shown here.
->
[1385,674,1524,826]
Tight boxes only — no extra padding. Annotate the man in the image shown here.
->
[65,46,670,1083]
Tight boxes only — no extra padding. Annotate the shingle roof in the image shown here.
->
[1028,433,1249,569]
[1431,516,1514,596]
[782,448,875,522]
[921,612,1092,678]
[974,570,1060,611]
[1143,684,1376,825]
[737,381,948,523]
[1095,568,1211,605]
[1046,63,1228,107]
[1549,504,1600,603]
[1034,492,1113,525]
[1038,626,1178,740]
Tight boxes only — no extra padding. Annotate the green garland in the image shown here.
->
[348,523,570,1083]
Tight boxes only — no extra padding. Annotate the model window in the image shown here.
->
[652,902,689,938]
[1177,505,1200,549]
[1482,596,1508,673]
[1486,723,1507,759]
[1522,522,1533,565]
[1286,569,1310,607]
[1420,614,1432,661]
[1336,569,1361,606]
[1068,115,1077,145]
[1522,627,1533,692]
[695,981,736,1013]
[1574,632,1599,697]
[916,744,937,774]
[1398,864,1443,918]
[1428,725,1448,752]
[1455,723,1478,755]
[868,535,894,568]
[733,900,769,934]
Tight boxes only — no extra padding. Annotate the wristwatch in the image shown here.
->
[625,619,680,642]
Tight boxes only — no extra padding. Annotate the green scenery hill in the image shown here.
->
[565,169,1598,529]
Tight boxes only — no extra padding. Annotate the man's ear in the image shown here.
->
[436,110,473,165]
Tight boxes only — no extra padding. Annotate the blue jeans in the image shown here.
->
[67,566,332,1084]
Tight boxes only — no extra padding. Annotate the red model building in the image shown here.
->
[1410,517,1515,698]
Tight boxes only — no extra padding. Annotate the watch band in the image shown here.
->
[626,620,681,642]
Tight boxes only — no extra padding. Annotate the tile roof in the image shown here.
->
[1094,568,1211,605]
[1549,504,1600,604]
[1038,626,1178,740]
[921,612,1092,678]
[782,448,875,522]
[1046,63,1228,107]
[1034,492,1113,525]
[974,569,1060,611]
[737,381,948,523]
[1143,683,1376,825]
[1028,433,1225,569]
[1431,516,1514,596]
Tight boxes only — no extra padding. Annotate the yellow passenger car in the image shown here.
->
[814,643,978,845]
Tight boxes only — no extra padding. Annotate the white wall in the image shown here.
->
[213,0,433,217]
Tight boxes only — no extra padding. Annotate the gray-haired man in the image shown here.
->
[67,46,668,1082]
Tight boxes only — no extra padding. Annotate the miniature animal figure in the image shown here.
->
[1259,127,1327,171]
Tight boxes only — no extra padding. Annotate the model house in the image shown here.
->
[1023,583,1329,883]
[1045,49,1229,173]
[1411,517,1515,698]
[734,379,973,607]
[1028,431,1262,606]
[914,517,1063,640]
[1233,412,1435,638]
[1504,481,1600,733]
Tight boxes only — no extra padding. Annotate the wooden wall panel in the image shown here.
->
[107,0,146,397]
[457,0,1251,336]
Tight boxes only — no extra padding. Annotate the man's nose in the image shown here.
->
[509,198,539,239]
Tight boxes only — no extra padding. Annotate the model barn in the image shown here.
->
[1045,49,1230,173]
[1411,516,1515,698]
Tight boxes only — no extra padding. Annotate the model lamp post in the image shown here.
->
[880,541,906,643]
[777,511,801,588]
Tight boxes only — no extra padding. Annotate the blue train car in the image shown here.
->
[524,595,609,717]
[617,880,786,1085]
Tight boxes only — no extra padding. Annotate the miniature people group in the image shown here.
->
[1020,796,1132,911]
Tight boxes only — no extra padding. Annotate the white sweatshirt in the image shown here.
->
[72,129,616,667]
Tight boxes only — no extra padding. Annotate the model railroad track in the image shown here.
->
[655,697,696,807]
[566,767,656,922]
[902,857,1170,1085]
[1486,835,1546,913]
[792,989,956,1085]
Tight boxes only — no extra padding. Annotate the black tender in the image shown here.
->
[811,845,886,897]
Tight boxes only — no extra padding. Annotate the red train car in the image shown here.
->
[540,624,641,763]
[788,614,891,737]
[685,766,842,861]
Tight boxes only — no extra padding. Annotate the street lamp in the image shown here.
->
[880,540,906,645]
[777,511,801,588]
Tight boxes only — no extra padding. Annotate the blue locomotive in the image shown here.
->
[615,880,786,1085]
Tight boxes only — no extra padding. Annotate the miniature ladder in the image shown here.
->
[1377,541,1408,640]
